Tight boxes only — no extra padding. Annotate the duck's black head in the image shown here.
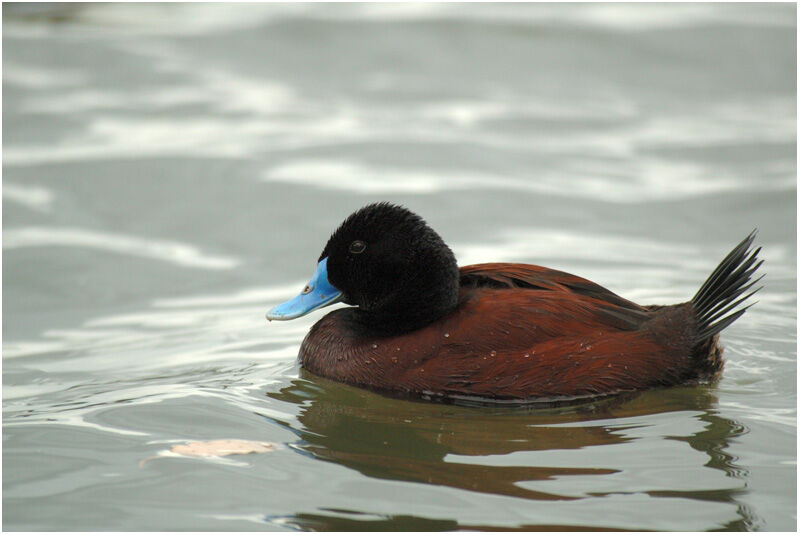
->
[267,202,460,335]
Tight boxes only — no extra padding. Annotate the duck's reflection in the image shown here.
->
[266,370,756,530]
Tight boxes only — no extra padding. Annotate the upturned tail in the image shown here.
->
[691,230,764,343]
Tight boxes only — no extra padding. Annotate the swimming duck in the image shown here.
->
[267,202,762,403]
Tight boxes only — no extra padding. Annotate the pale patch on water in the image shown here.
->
[138,439,278,468]
[3,183,55,212]
[3,382,77,401]
[262,156,783,202]
[18,89,134,114]
[3,226,240,270]
[2,112,361,166]
[203,513,270,526]
[2,117,255,164]
[632,97,796,148]
[418,90,640,124]
[2,62,86,88]
[265,159,479,194]
[286,3,794,30]
[528,3,795,31]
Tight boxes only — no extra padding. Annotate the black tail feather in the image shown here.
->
[691,230,763,342]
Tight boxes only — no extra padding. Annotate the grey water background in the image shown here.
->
[2,2,796,531]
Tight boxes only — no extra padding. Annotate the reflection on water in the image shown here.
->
[267,371,757,530]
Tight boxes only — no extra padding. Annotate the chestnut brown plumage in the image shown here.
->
[278,203,762,403]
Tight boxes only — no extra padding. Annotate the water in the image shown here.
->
[2,3,796,531]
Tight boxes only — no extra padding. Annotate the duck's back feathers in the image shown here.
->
[459,263,650,331]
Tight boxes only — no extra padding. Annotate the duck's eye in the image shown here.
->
[349,240,366,254]
[301,285,312,295]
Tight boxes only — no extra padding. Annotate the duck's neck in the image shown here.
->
[354,264,460,337]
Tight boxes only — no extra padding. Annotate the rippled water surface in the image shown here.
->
[3,3,796,531]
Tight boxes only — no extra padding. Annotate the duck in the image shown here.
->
[266,202,763,404]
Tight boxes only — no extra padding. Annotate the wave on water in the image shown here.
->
[3,227,240,270]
